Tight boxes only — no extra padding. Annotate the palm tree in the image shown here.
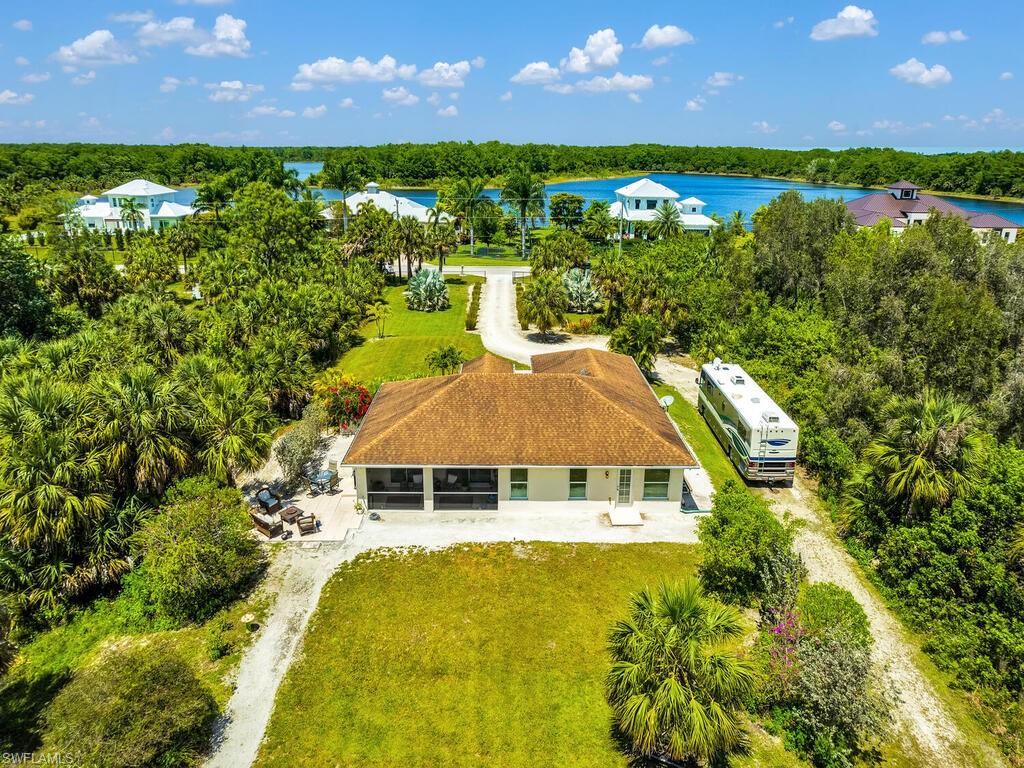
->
[606,579,755,765]
[119,198,145,232]
[395,216,426,278]
[166,221,200,275]
[649,200,683,240]
[87,365,189,497]
[858,389,983,515]
[425,344,466,375]
[520,272,568,340]
[282,167,303,199]
[322,158,362,233]
[193,373,272,486]
[500,163,546,260]
[365,302,392,339]
[453,176,488,256]
[429,221,459,271]
[609,313,666,373]
[193,178,232,226]
[582,200,616,243]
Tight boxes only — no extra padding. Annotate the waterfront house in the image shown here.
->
[321,181,450,224]
[846,181,1019,243]
[343,349,702,513]
[72,179,197,232]
[609,177,719,236]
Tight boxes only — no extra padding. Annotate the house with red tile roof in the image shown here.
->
[845,181,1019,243]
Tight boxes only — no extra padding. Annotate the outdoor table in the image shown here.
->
[280,505,303,524]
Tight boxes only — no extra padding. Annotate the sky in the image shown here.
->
[0,1,1021,148]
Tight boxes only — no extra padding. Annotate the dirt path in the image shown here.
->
[206,540,352,768]
[654,360,993,766]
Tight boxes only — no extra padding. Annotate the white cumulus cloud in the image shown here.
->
[685,95,705,111]
[54,29,138,68]
[810,6,878,41]
[184,14,250,57]
[14,57,29,67]
[71,70,97,86]
[382,85,419,106]
[890,57,952,87]
[293,54,416,88]
[111,11,155,23]
[159,75,197,92]
[0,90,35,105]
[137,16,205,47]
[21,72,50,84]
[437,105,458,117]
[471,56,486,68]
[999,71,1014,81]
[205,79,263,102]
[339,97,355,108]
[510,61,560,84]
[637,24,694,49]
[627,92,642,103]
[828,120,847,132]
[418,60,471,88]
[302,104,327,119]
[922,29,968,44]
[562,28,622,73]
[500,90,512,101]
[247,105,295,118]
[752,120,778,134]
[570,72,653,94]
[13,20,32,32]
[705,71,743,91]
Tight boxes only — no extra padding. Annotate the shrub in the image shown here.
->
[123,239,179,288]
[314,375,372,432]
[404,269,450,311]
[44,644,217,768]
[273,402,328,483]
[514,282,530,330]
[697,480,796,605]
[128,483,265,624]
[562,268,602,313]
[798,583,871,649]
[206,617,234,661]
[465,283,480,330]
[759,542,807,626]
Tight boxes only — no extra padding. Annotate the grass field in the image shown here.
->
[329,275,486,383]
[254,542,807,768]
[444,243,527,267]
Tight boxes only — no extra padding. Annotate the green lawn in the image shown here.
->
[330,276,486,384]
[654,383,740,490]
[256,542,808,768]
[444,243,527,267]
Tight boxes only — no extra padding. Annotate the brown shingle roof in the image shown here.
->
[462,353,513,374]
[343,349,696,467]
[844,189,1019,228]
[886,180,921,190]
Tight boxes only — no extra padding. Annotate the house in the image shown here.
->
[608,177,719,236]
[321,181,450,224]
[72,179,197,232]
[846,181,1019,243]
[343,349,702,513]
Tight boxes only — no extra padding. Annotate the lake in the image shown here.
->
[283,161,1024,224]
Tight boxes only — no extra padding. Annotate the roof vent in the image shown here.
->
[731,375,746,386]
[578,367,591,377]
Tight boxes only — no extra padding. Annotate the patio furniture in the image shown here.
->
[297,513,318,536]
[301,475,319,497]
[280,505,303,524]
[315,469,338,493]
[327,459,338,474]
[249,508,283,538]
[255,487,283,514]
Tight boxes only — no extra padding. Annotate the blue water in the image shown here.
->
[283,162,1024,224]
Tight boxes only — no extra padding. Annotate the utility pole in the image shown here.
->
[617,203,623,258]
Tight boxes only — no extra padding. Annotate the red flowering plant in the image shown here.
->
[313,375,372,433]
[762,610,806,699]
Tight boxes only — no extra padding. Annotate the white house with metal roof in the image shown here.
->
[321,182,451,224]
[609,177,719,235]
[72,179,197,232]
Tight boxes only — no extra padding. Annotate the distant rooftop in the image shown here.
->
[886,180,921,190]
[103,179,177,197]
[615,178,680,199]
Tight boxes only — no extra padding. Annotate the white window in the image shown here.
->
[643,469,671,500]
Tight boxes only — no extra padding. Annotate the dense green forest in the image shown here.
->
[583,200,1024,763]
[1,142,1024,197]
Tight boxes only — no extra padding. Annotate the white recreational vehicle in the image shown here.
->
[697,359,799,485]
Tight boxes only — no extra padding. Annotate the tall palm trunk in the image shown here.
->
[519,205,527,259]
[341,190,349,233]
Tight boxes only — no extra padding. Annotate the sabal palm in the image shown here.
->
[650,200,683,240]
[396,216,426,277]
[500,163,546,259]
[193,180,231,224]
[429,222,459,270]
[607,579,755,765]
[861,389,983,511]
[583,200,615,242]
[323,159,362,233]
[119,198,145,232]
[0,375,110,549]
[87,365,190,497]
[453,176,487,255]
[520,272,568,339]
[166,221,200,275]
[193,372,272,486]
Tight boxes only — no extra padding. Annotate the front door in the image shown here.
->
[617,469,632,504]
